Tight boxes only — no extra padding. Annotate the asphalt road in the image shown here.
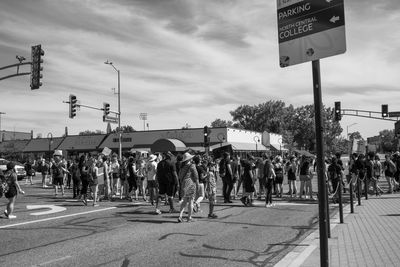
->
[0,174,344,267]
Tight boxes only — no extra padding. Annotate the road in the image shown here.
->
[0,174,349,267]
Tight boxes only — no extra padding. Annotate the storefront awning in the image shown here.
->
[210,142,268,151]
[151,138,187,152]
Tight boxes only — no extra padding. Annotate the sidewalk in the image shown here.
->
[275,193,400,267]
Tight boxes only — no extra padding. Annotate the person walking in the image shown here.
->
[38,158,50,188]
[24,158,34,185]
[193,155,207,212]
[264,158,275,207]
[146,154,158,208]
[240,155,256,206]
[126,156,138,201]
[206,161,218,219]
[101,155,111,201]
[156,152,178,213]
[51,150,68,197]
[286,156,298,198]
[89,158,100,206]
[79,155,89,205]
[2,162,25,219]
[274,156,284,198]
[177,152,198,223]
[220,152,234,203]
[110,154,120,198]
[70,158,81,199]
[384,154,397,194]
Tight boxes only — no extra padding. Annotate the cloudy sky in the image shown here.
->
[0,0,399,139]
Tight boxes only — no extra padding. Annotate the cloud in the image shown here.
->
[0,0,399,140]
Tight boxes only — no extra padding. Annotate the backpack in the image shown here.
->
[0,172,11,198]
[219,160,226,178]
[389,161,397,174]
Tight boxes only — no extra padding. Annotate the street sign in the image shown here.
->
[103,115,118,124]
[277,0,346,67]
[389,111,400,117]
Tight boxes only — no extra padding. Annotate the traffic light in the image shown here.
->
[69,94,77,118]
[203,126,211,147]
[103,103,110,121]
[334,101,341,121]
[395,121,400,138]
[30,44,44,90]
[382,104,388,117]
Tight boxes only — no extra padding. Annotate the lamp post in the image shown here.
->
[47,132,53,162]
[254,136,260,155]
[346,123,358,140]
[0,112,5,142]
[105,60,122,160]
[139,113,147,131]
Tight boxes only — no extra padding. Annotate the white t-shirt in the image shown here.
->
[146,161,157,181]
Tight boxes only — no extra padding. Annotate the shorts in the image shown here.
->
[53,176,64,186]
[300,174,311,182]
[5,184,18,198]
[89,178,98,187]
[275,176,284,184]
[159,181,174,196]
[147,180,158,189]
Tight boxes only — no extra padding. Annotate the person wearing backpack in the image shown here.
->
[2,162,25,219]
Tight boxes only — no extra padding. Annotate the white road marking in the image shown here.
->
[32,255,72,266]
[0,207,116,229]
[26,205,67,216]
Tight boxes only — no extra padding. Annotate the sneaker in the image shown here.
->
[177,217,183,223]
[82,199,87,206]
[155,209,162,215]
[265,203,271,208]
[240,197,247,206]
[193,203,199,213]
[187,217,195,223]
[7,214,16,219]
[4,211,8,218]
[208,213,218,219]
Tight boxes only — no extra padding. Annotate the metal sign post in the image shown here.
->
[312,59,329,266]
[276,1,347,265]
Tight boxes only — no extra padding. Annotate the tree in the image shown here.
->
[79,130,104,135]
[210,119,233,127]
[112,125,135,133]
[379,129,395,152]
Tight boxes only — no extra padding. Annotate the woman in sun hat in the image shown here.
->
[177,152,199,223]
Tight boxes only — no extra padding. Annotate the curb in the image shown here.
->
[274,202,352,267]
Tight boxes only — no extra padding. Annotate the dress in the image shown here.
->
[4,170,18,198]
[179,163,198,199]
[242,160,255,193]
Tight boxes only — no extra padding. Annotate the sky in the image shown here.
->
[0,0,399,140]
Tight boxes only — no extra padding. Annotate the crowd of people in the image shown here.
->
[2,148,400,221]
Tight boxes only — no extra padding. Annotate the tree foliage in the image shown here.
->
[79,130,104,135]
[112,125,136,133]
[212,100,343,152]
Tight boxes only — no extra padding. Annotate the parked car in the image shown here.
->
[0,158,27,180]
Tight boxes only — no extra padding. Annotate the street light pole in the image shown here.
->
[47,132,53,162]
[0,112,5,142]
[105,60,122,160]
[253,136,260,155]
[346,123,358,140]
